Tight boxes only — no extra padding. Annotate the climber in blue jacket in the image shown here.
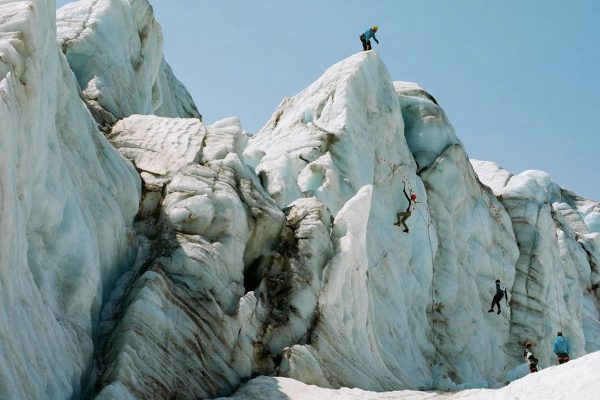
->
[360,25,379,51]
[552,332,570,364]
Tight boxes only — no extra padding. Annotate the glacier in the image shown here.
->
[0,1,598,399]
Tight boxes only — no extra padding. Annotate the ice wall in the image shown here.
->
[85,116,283,399]
[0,1,139,398]
[396,83,520,386]
[1,1,599,398]
[57,0,201,130]
[472,161,600,366]
[245,52,520,390]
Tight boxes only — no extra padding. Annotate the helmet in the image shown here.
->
[410,194,417,201]
[372,25,379,32]
[525,342,532,348]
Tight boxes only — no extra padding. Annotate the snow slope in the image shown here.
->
[217,350,600,400]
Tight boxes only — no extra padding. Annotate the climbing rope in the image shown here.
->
[549,211,565,333]
[475,196,502,285]
[374,155,409,185]
[375,154,442,373]
[413,202,439,371]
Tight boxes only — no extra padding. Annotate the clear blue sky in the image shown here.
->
[57,1,600,201]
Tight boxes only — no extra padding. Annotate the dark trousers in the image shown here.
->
[528,363,538,373]
[489,293,503,312]
[557,353,569,364]
[360,34,371,51]
[395,211,411,232]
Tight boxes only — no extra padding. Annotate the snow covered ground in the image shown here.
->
[217,351,600,400]
[0,1,598,399]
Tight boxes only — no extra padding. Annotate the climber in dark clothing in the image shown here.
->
[359,25,379,51]
[394,185,416,233]
[524,342,539,373]
[488,279,507,314]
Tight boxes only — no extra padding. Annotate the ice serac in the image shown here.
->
[213,51,600,397]
[57,0,200,130]
[244,51,521,390]
[247,52,437,390]
[3,1,600,396]
[472,161,600,365]
[0,1,140,399]
[91,115,286,399]
[396,82,519,386]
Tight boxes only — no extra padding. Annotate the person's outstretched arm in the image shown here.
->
[403,187,411,203]
[373,33,379,44]
[402,186,412,212]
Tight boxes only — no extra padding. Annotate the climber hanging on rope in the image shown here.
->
[359,25,379,51]
[488,279,508,314]
[523,342,539,373]
[394,183,416,233]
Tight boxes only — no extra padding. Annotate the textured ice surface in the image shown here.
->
[1,1,599,398]
[92,116,286,398]
[0,1,139,398]
[247,52,520,390]
[57,0,200,128]
[472,160,600,360]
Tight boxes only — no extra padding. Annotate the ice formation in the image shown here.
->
[0,1,599,399]
[56,0,200,129]
[0,1,140,398]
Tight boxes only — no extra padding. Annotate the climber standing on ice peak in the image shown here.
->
[394,184,416,233]
[488,279,508,314]
[359,25,379,51]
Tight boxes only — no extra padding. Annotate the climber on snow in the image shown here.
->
[553,332,570,364]
[394,184,416,233]
[488,279,508,314]
[360,25,379,51]
[523,342,538,373]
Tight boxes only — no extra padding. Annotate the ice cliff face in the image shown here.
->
[57,0,200,130]
[0,0,198,398]
[1,1,599,399]
[471,162,600,367]
[0,1,140,398]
